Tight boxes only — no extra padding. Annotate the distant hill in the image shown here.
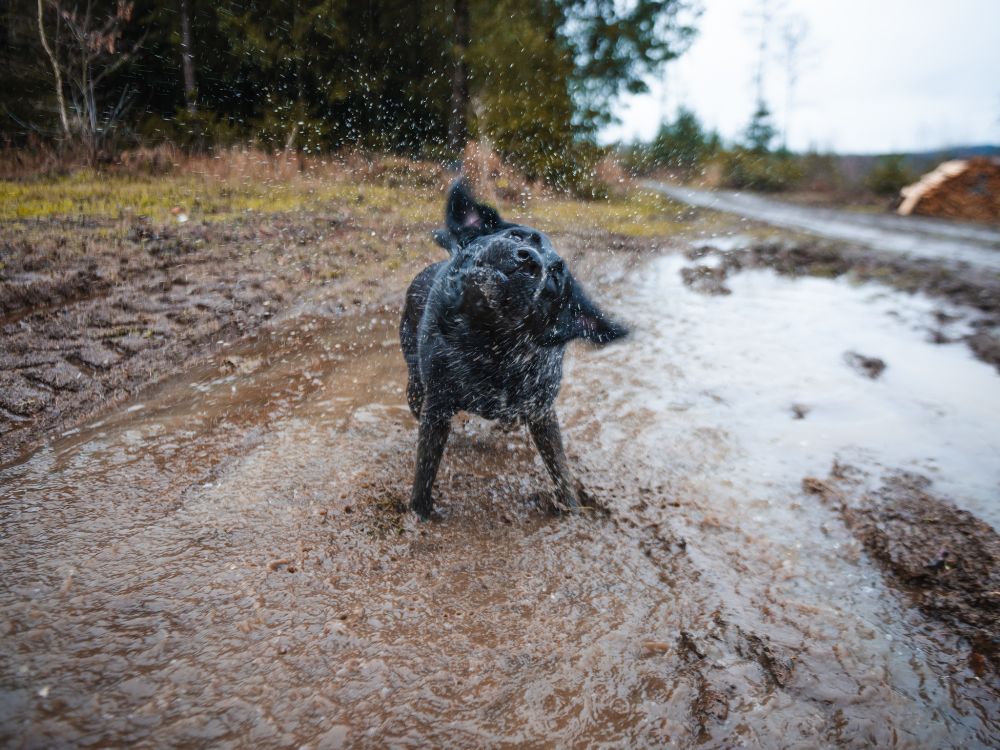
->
[911,144,1000,159]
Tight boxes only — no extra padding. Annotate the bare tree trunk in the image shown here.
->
[747,0,774,109]
[179,0,197,112]
[781,17,807,152]
[37,0,70,136]
[447,0,469,155]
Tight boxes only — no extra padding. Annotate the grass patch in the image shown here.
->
[0,164,696,245]
[523,188,690,237]
[0,169,440,223]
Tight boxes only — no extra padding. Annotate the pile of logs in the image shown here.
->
[898,157,1000,223]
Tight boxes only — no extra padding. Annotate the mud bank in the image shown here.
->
[682,239,1000,372]
[804,468,1000,673]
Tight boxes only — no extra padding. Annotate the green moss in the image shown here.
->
[0,170,439,223]
[0,174,697,245]
[523,189,689,237]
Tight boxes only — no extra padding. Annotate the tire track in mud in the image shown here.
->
[0,212,426,465]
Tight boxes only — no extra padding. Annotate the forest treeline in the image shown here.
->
[1,0,695,184]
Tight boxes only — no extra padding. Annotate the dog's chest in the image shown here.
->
[452,343,563,419]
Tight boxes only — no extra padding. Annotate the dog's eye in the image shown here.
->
[549,260,564,275]
[510,229,541,246]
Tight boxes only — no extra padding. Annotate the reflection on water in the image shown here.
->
[597,253,1000,528]
[1,252,997,747]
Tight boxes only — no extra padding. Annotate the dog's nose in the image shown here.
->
[515,247,542,276]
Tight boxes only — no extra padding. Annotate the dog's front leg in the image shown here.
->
[410,412,451,519]
[528,409,581,512]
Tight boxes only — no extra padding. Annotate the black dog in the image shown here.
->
[399,180,628,519]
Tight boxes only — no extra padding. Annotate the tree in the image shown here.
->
[214,0,348,150]
[457,0,695,160]
[866,154,915,196]
[744,100,776,153]
[447,0,469,154]
[469,0,578,183]
[560,0,697,131]
[178,0,195,112]
[3,0,702,185]
[36,0,69,135]
[779,14,807,151]
[648,106,719,171]
[35,0,145,158]
[745,0,778,110]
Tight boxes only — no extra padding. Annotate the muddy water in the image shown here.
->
[2,252,999,747]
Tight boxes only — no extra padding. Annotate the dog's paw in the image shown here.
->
[545,492,581,515]
[409,500,442,522]
[545,484,609,517]
[575,483,611,516]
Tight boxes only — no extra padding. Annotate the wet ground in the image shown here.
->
[650,182,1000,271]
[0,209,436,465]
[2,228,999,746]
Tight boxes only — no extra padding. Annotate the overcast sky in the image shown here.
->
[599,0,1000,153]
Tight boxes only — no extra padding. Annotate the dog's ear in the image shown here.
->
[445,178,506,243]
[431,227,458,255]
[544,278,629,346]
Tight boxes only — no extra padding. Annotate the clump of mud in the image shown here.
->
[843,351,887,379]
[351,479,410,539]
[804,467,1000,671]
[679,263,731,296]
[684,240,1000,372]
[669,611,795,741]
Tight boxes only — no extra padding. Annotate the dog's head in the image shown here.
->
[433,180,628,346]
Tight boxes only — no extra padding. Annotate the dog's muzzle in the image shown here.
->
[542,259,565,298]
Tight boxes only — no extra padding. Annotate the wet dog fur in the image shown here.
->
[399,180,628,519]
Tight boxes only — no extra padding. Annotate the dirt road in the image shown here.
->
[647,183,1000,271]
[2,215,998,746]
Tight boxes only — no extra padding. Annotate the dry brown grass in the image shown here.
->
[0,142,450,185]
[461,139,534,205]
[0,137,73,179]
[593,154,630,196]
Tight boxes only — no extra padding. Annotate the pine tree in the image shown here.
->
[744,100,776,154]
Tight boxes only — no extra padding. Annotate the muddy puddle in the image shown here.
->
[1,249,998,747]
[628,253,1000,528]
